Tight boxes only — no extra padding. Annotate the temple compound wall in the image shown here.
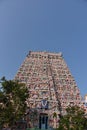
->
[15,51,82,129]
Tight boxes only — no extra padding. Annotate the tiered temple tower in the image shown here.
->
[15,51,81,129]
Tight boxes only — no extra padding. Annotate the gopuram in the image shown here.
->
[15,51,82,129]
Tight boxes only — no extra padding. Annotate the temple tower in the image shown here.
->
[15,51,81,129]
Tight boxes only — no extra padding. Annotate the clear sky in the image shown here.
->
[0,0,87,97]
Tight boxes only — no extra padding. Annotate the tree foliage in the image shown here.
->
[58,105,87,130]
[0,77,29,129]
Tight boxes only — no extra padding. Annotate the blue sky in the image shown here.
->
[0,0,87,97]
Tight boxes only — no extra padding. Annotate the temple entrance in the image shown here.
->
[39,113,48,129]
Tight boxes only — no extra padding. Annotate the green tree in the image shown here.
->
[58,105,87,130]
[0,77,29,129]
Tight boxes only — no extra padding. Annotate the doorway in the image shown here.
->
[39,113,48,129]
